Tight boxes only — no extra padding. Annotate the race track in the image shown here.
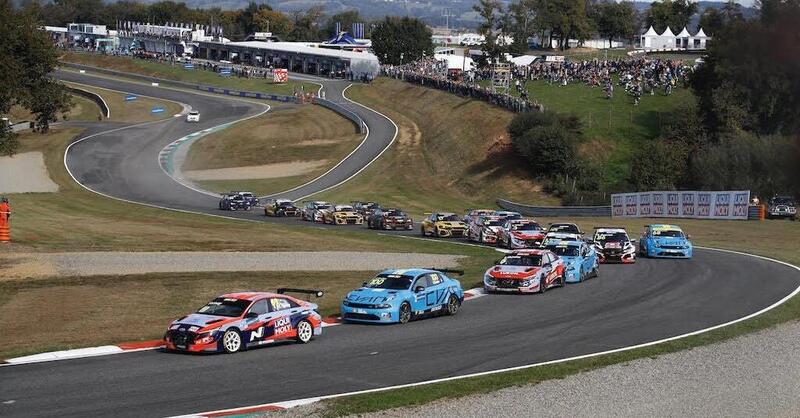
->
[1,70,798,418]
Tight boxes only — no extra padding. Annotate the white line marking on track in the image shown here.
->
[179,248,800,417]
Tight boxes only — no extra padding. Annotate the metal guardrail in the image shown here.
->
[496,198,612,218]
[65,85,110,119]
[59,62,367,134]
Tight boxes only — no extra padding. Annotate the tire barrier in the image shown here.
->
[496,198,612,218]
[59,62,367,134]
[65,85,111,119]
[748,204,766,220]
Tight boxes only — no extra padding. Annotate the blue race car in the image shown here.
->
[638,224,693,259]
[544,240,599,282]
[341,268,464,324]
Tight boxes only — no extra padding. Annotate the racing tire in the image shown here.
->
[398,302,412,324]
[231,206,237,211]
[420,226,427,237]
[560,273,566,287]
[221,329,243,353]
[434,227,440,238]
[538,278,547,294]
[445,295,461,316]
[295,320,313,344]
[591,265,599,278]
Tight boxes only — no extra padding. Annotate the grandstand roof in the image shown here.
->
[225,41,378,62]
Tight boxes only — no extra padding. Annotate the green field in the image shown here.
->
[65,81,182,123]
[61,51,314,96]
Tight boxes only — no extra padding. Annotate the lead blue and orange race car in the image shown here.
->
[164,290,323,354]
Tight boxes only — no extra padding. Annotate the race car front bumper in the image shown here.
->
[334,216,363,225]
[648,247,693,259]
[164,331,220,353]
[437,228,467,238]
[383,220,413,230]
[340,304,397,323]
[484,277,540,293]
[598,251,636,263]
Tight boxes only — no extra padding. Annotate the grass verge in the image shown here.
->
[65,81,182,123]
[60,51,314,96]
[312,78,559,219]
[184,104,362,196]
[4,94,101,124]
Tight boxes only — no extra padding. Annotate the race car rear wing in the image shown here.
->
[277,288,325,299]
[424,268,465,276]
[594,226,626,230]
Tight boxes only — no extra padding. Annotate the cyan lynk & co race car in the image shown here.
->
[638,224,694,259]
[591,227,636,264]
[164,290,323,354]
[341,269,464,324]
[543,239,599,283]
[483,249,565,293]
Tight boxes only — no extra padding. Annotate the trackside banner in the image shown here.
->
[611,190,750,220]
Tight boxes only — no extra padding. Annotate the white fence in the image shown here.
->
[611,191,751,220]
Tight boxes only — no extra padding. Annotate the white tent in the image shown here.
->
[677,27,691,48]
[641,26,659,48]
[434,53,474,71]
[510,55,538,66]
[691,28,709,50]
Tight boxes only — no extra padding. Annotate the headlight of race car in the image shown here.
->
[195,329,219,344]
[342,300,353,307]
[375,303,392,309]
[484,275,496,285]
[521,280,531,287]
[653,241,661,248]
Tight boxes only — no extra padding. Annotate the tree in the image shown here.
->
[645,0,698,33]
[542,0,592,50]
[473,0,506,65]
[630,140,685,190]
[691,0,800,136]
[699,1,743,35]
[286,6,325,41]
[252,8,293,37]
[592,1,636,49]
[0,0,72,155]
[371,16,433,65]
[514,126,576,176]
[508,0,537,53]
[323,11,364,39]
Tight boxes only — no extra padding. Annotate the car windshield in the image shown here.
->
[386,210,406,217]
[196,297,251,317]
[316,204,332,210]
[513,222,541,231]
[437,214,460,221]
[500,255,543,266]
[336,206,354,212]
[652,229,684,238]
[189,111,199,115]
[595,232,628,243]
[772,197,795,205]
[546,245,579,256]
[278,201,294,208]
[484,219,503,226]
[550,224,580,234]
[364,274,413,290]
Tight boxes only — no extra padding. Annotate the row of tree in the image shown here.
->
[476,0,745,56]
[17,0,370,42]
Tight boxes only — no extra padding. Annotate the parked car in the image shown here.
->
[766,196,797,220]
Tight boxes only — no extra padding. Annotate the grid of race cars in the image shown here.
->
[169,197,694,354]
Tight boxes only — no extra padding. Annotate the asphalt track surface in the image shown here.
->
[1,71,798,418]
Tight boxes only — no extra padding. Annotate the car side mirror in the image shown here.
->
[362,281,368,286]
[415,285,426,293]
[543,263,551,268]
[494,259,501,265]
[686,234,692,239]
[245,312,258,319]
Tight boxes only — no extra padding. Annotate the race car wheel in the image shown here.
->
[221,329,242,353]
[398,302,412,324]
[420,226,427,236]
[560,273,566,287]
[231,206,237,211]
[445,295,461,316]
[591,265,599,278]
[296,320,313,344]
[538,278,546,294]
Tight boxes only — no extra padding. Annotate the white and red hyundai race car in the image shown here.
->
[467,215,505,244]
[483,249,565,293]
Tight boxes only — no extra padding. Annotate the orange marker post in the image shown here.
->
[0,200,11,243]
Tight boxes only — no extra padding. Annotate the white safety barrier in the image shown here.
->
[611,190,750,220]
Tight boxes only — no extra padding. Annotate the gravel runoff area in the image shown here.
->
[1,252,464,278]
[272,320,800,418]
[0,152,59,193]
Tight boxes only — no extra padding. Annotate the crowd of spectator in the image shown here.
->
[382,56,694,111]
[381,58,543,113]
